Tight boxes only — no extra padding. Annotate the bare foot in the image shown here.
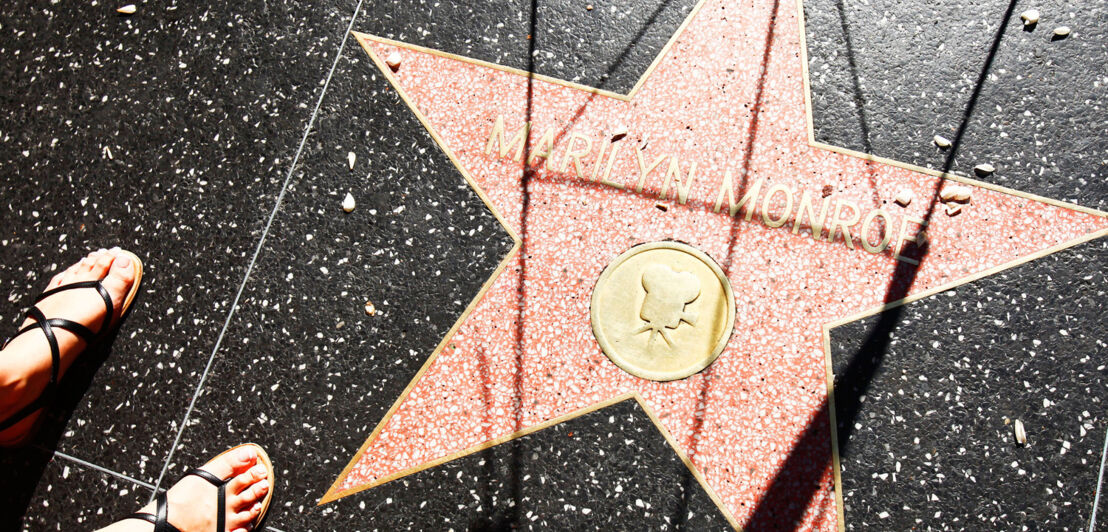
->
[0,248,139,445]
[101,444,274,532]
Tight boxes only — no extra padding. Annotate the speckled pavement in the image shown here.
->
[0,1,1105,530]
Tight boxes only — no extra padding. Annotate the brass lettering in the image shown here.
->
[894,216,929,265]
[485,115,529,162]
[659,157,698,204]
[792,190,831,240]
[558,133,592,179]
[760,184,795,228]
[479,121,936,261]
[714,171,763,221]
[590,141,609,182]
[860,209,893,254]
[600,143,625,190]
[527,127,556,166]
[634,149,668,193]
[829,200,862,249]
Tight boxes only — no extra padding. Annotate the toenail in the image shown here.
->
[236,447,255,462]
[116,256,132,269]
[252,502,262,512]
[110,246,121,252]
[251,465,267,478]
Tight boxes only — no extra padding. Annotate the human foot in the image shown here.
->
[102,444,275,532]
[0,247,141,445]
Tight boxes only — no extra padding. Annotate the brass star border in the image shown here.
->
[318,1,1108,530]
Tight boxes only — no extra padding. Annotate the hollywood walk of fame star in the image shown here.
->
[320,0,1108,528]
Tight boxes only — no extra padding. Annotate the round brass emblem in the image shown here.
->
[590,241,736,382]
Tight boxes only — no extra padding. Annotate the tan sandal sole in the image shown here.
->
[115,249,144,317]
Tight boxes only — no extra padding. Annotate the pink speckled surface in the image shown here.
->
[330,0,1108,528]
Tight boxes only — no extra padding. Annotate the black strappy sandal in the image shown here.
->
[124,444,276,532]
[0,251,143,438]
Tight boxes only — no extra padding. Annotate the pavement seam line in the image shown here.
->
[1091,424,1108,531]
[147,0,367,504]
[53,450,157,490]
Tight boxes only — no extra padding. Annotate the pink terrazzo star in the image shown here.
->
[321,1,1108,528]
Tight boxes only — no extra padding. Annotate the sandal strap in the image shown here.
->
[34,278,114,337]
[3,278,113,349]
[0,277,118,432]
[186,468,229,531]
[124,512,157,525]
[9,318,97,346]
[185,468,227,486]
[122,492,182,532]
[0,308,60,432]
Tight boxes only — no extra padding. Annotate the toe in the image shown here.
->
[92,252,115,277]
[104,252,137,289]
[227,508,258,532]
[48,272,64,288]
[202,445,258,481]
[101,253,138,320]
[227,463,267,497]
[233,476,269,509]
[247,478,270,501]
[83,251,100,271]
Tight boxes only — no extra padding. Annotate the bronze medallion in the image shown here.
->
[590,242,736,381]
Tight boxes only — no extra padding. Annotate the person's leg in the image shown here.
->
[99,445,273,532]
[0,248,138,445]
